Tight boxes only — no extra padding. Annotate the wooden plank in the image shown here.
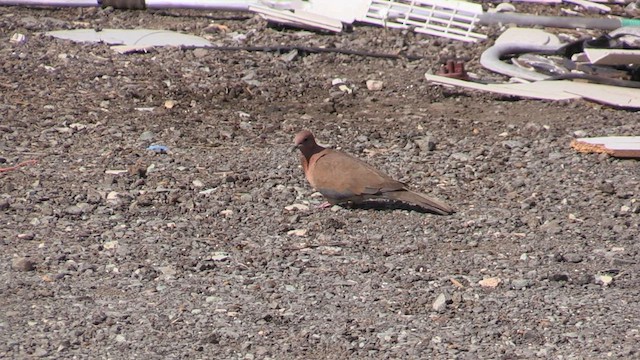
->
[571,136,640,158]
[426,74,640,109]
[425,74,579,100]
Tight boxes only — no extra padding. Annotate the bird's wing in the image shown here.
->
[308,149,404,201]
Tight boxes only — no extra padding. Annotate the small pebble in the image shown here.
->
[550,274,569,282]
[562,253,583,263]
[432,292,451,312]
[12,257,36,271]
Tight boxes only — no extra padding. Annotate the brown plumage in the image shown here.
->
[293,130,454,215]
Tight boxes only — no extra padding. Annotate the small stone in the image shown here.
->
[211,252,230,261]
[288,214,300,224]
[164,100,176,109]
[550,273,569,282]
[287,229,308,237]
[415,136,436,152]
[511,279,530,290]
[598,182,615,195]
[103,241,118,250]
[157,266,177,276]
[192,179,205,188]
[319,246,342,255]
[17,232,35,240]
[12,257,36,272]
[206,296,220,303]
[33,347,49,357]
[573,274,592,285]
[450,152,470,162]
[280,49,298,62]
[64,204,86,215]
[562,253,583,263]
[502,140,524,149]
[115,334,126,343]
[285,203,309,211]
[573,130,587,137]
[432,292,452,312]
[193,48,208,58]
[366,80,384,91]
[91,312,107,325]
[478,277,501,288]
[106,191,120,202]
[239,193,252,203]
[139,131,154,141]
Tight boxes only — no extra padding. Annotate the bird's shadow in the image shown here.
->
[343,200,442,214]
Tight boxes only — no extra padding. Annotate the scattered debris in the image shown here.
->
[104,169,129,175]
[10,32,25,44]
[563,0,611,13]
[571,136,640,158]
[198,188,216,195]
[147,145,169,154]
[450,278,464,288]
[0,159,37,173]
[46,29,212,52]
[595,273,613,286]
[437,60,469,80]
[211,252,231,261]
[103,241,119,250]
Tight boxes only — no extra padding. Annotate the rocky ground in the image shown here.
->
[1,3,639,359]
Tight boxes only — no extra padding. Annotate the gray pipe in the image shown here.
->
[479,12,640,30]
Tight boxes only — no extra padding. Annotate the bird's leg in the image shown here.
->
[316,201,333,209]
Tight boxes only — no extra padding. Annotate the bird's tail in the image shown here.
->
[383,190,454,215]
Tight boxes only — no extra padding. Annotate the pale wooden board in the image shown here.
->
[572,136,640,158]
[425,74,640,109]
[562,82,640,108]
[425,74,580,100]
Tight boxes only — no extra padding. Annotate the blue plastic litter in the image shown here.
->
[147,145,169,153]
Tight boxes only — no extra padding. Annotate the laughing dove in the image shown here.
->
[293,130,454,215]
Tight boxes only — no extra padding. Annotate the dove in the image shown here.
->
[293,130,454,215]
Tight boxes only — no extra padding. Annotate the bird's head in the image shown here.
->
[292,130,317,153]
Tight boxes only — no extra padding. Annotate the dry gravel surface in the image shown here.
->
[1,4,640,359]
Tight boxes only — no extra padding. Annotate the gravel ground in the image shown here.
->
[1,4,639,359]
